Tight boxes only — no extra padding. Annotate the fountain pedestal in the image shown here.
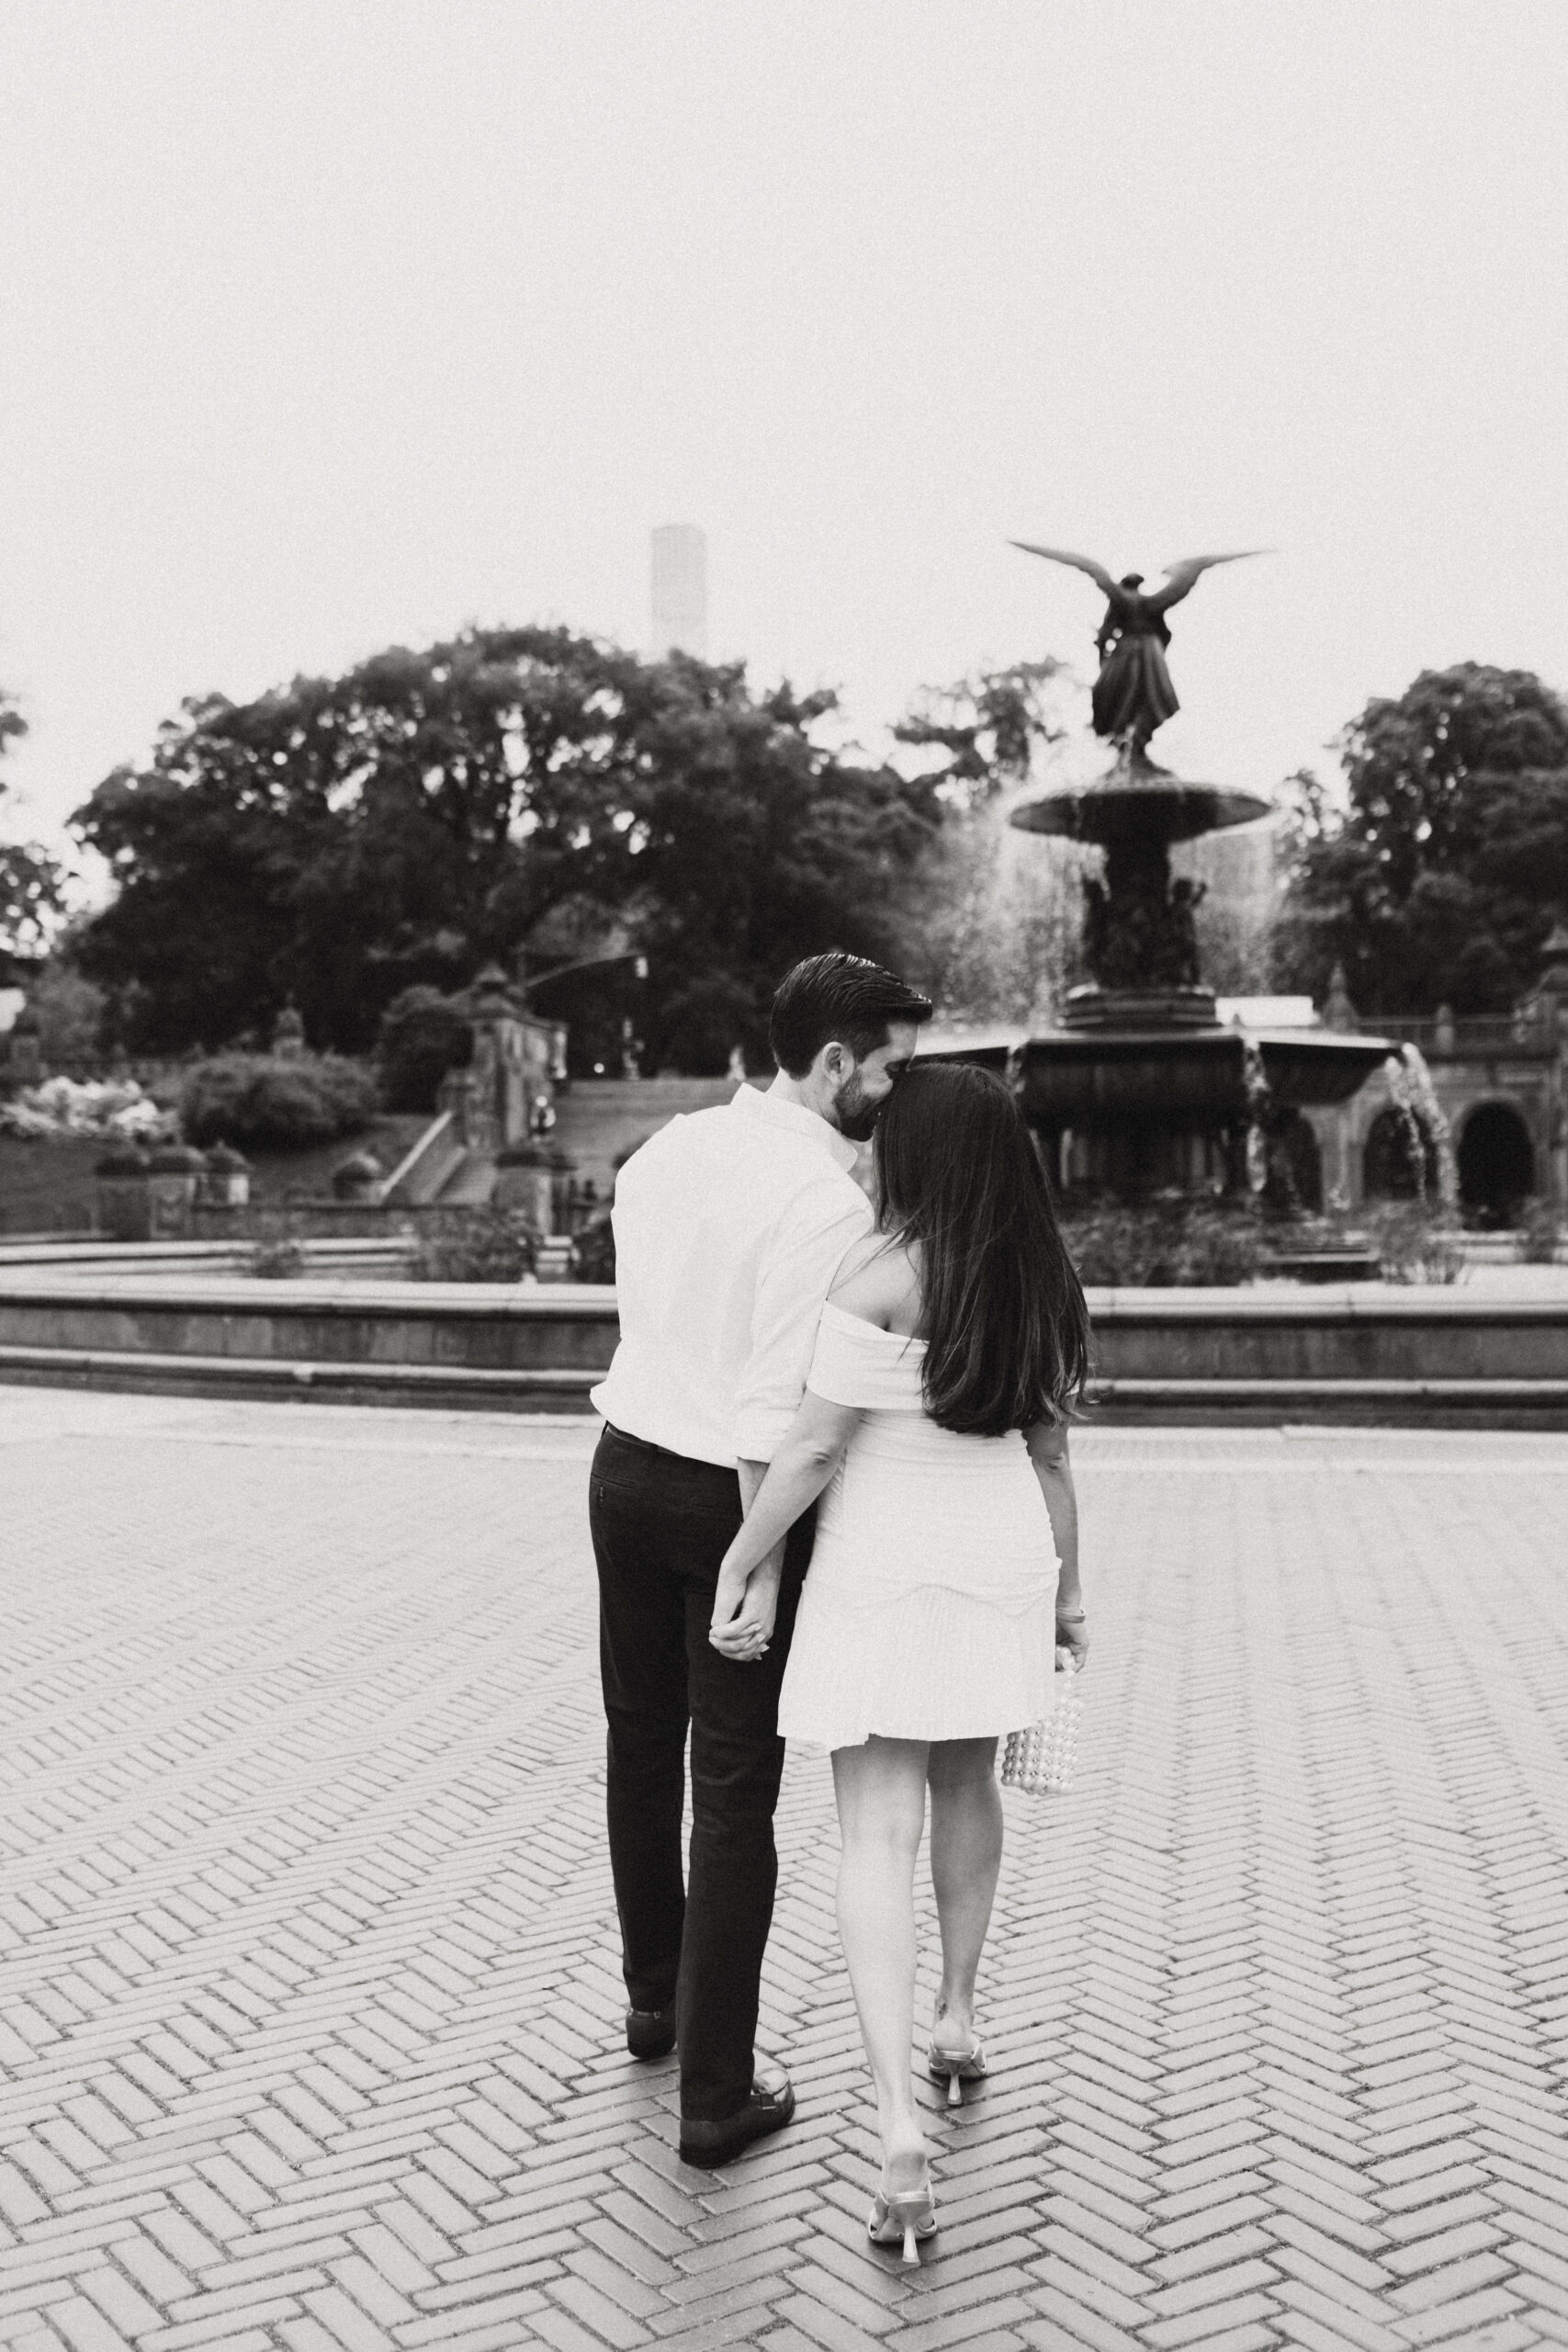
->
[1008,751,1391,1199]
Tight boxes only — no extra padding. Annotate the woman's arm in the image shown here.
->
[1025,1418,1089,1668]
[709,1390,862,1659]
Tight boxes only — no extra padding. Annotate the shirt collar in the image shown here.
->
[729,1082,860,1172]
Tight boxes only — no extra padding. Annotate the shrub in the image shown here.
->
[252,1237,306,1278]
[1517,1198,1562,1265]
[377,988,473,1113]
[410,1206,537,1283]
[1061,1197,1269,1287]
[3,1075,173,1142]
[572,1214,616,1284]
[1361,1202,1464,1284]
[331,1150,383,1199]
[21,959,108,1080]
[179,1053,376,1150]
[95,1145,150,1177]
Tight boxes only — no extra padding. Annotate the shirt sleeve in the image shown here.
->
[732,1180,873,1462]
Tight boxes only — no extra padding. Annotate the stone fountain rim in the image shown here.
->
[1009,777,1276,842]
[1013,1026,1398,1075]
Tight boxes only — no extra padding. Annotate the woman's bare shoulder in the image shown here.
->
[829,1235,920,1330]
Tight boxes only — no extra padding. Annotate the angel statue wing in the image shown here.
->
[1151,549,1270,612]
[1009,542,1120,599]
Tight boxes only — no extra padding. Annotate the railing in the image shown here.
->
[1369,1014,1557,1058]
[379,1111,463,1204]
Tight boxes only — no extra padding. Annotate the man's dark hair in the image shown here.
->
[768,951,932,1079]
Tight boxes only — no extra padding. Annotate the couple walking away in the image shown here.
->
[589,951,1090,2264]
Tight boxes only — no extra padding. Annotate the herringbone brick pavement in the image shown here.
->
[3,1390,1567,2350]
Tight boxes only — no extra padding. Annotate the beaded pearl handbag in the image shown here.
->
[999,1649,1081,1796]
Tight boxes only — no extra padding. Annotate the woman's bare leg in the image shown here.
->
[926,1736,1002,2047]
[831,1736,931,2190]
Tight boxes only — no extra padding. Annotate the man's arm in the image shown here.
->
[732,1181,872,1466]
[734,1460,782,1595]
[726,1460,786,1659]
[725,1181,870,1615]
[715,1393,863,1657]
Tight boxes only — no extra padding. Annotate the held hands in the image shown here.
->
[709,1549,782,1664]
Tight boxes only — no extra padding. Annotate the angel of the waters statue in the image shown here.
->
[1011,543,1266,761]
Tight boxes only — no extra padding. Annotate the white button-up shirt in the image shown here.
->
[591,1083,874,1468]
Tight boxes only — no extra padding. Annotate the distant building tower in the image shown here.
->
[650,525,708,660]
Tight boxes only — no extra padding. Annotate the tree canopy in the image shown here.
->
[1272,663,1568,1014]
[0,689,66,973]
[72,628,941,1070]
[893,660,1067,806]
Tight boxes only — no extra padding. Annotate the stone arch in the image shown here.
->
[1362,1104,1438,1201]
[1457,1100,1535,1225]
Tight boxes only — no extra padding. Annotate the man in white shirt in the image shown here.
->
[590,952,931,2168]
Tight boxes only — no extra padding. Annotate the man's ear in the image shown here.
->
[818,1039,849,1083]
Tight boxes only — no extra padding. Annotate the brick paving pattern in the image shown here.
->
[3,1388,1568,2351]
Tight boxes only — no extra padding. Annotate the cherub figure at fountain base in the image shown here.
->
[1082,837,1205,991]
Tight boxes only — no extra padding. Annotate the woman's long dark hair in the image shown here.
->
[874,1062,1089,1436]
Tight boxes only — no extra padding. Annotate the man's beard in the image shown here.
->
[834,1075,881,1143]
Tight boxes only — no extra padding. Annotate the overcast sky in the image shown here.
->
[4,0,1566,869]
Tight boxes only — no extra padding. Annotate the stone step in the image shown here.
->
[548,1076,739,1192]
[434,1148,499,1204]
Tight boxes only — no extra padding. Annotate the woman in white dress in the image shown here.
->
[709,1063,1090,2266]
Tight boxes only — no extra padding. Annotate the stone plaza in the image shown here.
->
[3,1390,1568,2352]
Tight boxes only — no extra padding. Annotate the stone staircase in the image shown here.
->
[434,1150,499,1204]
[547,1075,738,1194]
[378,1080,739,1212]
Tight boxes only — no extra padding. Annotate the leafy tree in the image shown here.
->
[21,950,108,1077]
[376,986,474,1112]
[624,673,939,1070]
[893,660,1067,805]
[72,630,941,1068]
[1273,666,1568,1014]
[0,689,66,968]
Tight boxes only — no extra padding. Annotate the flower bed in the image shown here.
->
[0,1076,175,1144]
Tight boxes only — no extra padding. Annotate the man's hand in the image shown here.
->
[710,1557,781,1663]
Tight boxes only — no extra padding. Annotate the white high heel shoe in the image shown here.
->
[868,2165,938,2266]
[928,2031,987,2107]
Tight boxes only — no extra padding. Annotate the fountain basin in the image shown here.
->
[1010,774,1272,845]
[1014,1022,1393,1132]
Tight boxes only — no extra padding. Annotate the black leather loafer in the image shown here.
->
[626,2004,677,2060]
[678,2065,795,2169]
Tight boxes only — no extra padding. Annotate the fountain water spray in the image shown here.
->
[1241,1034,1271,1197]
[1382,1045,1459,1211]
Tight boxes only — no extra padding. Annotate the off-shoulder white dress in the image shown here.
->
[776,1303,1061,1751]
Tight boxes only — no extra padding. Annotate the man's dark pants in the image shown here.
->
[590,1424,812,2123]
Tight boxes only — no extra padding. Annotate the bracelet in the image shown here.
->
[1056,1608,1087,1623]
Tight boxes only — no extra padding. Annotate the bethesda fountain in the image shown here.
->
[1004,540,1391,1197]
